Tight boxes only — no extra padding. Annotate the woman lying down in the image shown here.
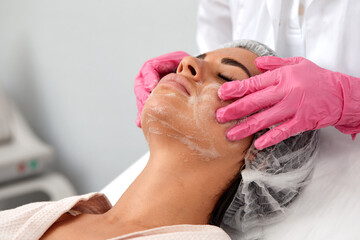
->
[0,40,319,240]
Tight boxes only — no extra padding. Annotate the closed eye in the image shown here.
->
[218,73,235,82]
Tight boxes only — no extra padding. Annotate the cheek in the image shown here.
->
[142,83,221,133]
[217,134,254,160]
[141,87,195,139]
[196,84,254,157]
[141,83,253,161]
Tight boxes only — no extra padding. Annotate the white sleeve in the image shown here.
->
[196,0,233,53]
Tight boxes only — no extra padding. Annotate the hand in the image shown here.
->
[134,51,190,127]
[216,56,360,150]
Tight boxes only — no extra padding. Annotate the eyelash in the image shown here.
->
[218,73,235,82]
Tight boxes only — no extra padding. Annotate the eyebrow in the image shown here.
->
[221,58,251,77]
[196,53,251,77]
[196,53,206,59]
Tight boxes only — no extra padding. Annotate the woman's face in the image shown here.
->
[141,47,261,163]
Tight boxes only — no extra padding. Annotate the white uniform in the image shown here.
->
[197,0,360,78]
[197,1,360,239]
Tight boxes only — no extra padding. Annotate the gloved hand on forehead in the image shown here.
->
[134,51,189,127]
[216,56,360,150]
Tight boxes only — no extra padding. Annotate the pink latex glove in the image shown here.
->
[216,56,360,150]
[134,51,190,127]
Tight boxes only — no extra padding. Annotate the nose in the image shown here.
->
[176,56,202,82]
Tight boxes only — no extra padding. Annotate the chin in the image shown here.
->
[141,99,181,138]
[142,88,190,125]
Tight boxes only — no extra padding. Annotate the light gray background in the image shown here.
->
[0,0,200,193]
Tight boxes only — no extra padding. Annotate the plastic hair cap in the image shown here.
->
[220,39,277,57]
[218,40,320,240]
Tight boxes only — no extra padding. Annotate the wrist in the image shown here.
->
[334,73,360,136]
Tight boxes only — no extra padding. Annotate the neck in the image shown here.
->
[106,134,239,235]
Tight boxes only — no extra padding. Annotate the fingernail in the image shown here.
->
[136,117,142,128]
[218,88,224,99]
[227,125,247,140]
[218,83,232,99]
[148,79,158,89]
[226,132,237,141]
[254,138,266,150]
[216,108,225,123]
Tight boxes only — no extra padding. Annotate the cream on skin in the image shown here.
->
[41,48,261,240]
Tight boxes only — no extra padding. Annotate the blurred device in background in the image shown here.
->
[0,85,76,210]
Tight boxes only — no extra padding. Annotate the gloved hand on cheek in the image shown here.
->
[134,51,190,127]
[216,56,360,149]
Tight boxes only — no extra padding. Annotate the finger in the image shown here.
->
[216,85,282,123]
[135,89,150,114]
[254,118,305,150]
[134,72,145,92]
[135,63,160,92]
[144,61,182,90]
[255,56,304,72]
[218,70,279,100]
[136,111,142,128]
[226,101,293,141]
[152,60,179,73]
[136,94,146,128]
[139,51,189,92]
[142,68,161,91]
[135,77,151,99]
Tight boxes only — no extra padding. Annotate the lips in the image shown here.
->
[158,73,192,96]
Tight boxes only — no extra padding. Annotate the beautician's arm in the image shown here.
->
[196,0,233,53]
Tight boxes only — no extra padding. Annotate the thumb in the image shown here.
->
[255,56,304,72]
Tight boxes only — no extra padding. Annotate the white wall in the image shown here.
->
[0,0,200,193]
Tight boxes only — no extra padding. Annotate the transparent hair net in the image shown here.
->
[218,40,321,240]
[220,39,277,57]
